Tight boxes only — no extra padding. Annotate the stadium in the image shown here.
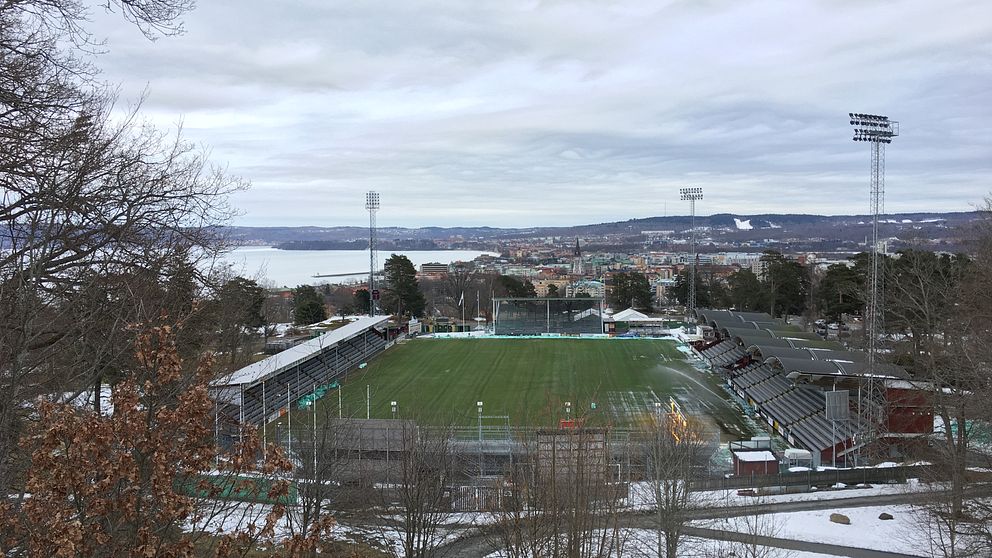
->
[210,298,756,444]
[208,299,936,489]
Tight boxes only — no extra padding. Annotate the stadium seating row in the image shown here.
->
[698,337,856,458]
[236,330,388,427]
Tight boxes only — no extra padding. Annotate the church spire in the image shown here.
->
[572,237,583,275]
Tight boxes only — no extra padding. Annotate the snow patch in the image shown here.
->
[733,218,753,230]
[705,505,930,556]
[59,386,115,415]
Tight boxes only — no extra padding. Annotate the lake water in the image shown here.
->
[218,246,496,288]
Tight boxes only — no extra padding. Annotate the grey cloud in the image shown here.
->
[85,0,992,227]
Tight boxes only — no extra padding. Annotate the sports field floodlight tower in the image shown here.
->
[366,191,380,317]
[680,187,703,316]
[849,112,898,454]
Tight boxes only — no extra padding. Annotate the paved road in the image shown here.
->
[682,526,924,558]
[438,523,927,558]
[433,488,974,557]
[684,488,986,520]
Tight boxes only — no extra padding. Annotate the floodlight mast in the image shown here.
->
[680,187,703,316]
[366,191,380,317]
[848,112,898,460]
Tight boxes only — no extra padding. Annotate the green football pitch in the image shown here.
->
[304,338,752,438]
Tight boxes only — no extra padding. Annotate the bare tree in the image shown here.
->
[482,401,629,558]
[1,0,245,494]
[886,199,992,557]
[483,458,555,558]
[538,427,629,558]
[280,405,361,556]
[706,497,784,558]
[372,422,457,558]
[631,410,715,558]
[0,324,304,558]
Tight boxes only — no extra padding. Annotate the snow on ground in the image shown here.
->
[423,330,490,338]
[486,532,836,558]
[189,502,464,556]
[59,385,115,415]
[734,218,754,230]
[688,536,833,558]
[188,501,295,541]
[334,521,462,557]
[415,481,931,527]
[260,322,293,337]
[703,504,928,557]
[640,534,836,558]
[627,480,927,510]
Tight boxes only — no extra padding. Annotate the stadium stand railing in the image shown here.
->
[211,316,391,437]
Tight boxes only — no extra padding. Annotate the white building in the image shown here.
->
[566,280,605,299]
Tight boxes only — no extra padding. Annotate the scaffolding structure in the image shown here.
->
[366,191,380,317]
[680,187,703,316]
[849,112,899,457]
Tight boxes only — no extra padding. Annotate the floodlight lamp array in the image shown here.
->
[849,113,898,143]
[365,191,380,210]
[680,186,703,201]
[848,113,889,122]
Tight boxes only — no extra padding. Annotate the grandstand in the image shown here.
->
[210,316,391,436]
[493,297,604,335]
[691,309,932,466]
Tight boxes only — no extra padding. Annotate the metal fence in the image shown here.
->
[493,298,603,335]
[691,465,939,492]
[268,422,940,511]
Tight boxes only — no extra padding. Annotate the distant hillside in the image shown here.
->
[222,211,982,249]
[222,225,506,244]
[275,239,441,251]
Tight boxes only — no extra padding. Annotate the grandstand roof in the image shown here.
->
[213,316,390,388]
[712,319,753,331]
[809,349,867,363]
[722,326,770,339]
[768,357,843,375]
[696,309,737,323]
[833,361,911,380]
[732,311,775,321]
[752,346,817,361]
[789,338,845,350]
[739,336,794,349]
[769,330,824,341]
[747,320,788,329]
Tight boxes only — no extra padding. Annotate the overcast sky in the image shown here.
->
[91,0,991,228]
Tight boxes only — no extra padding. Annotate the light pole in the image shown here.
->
[849,112,898,457]
[387,400,397,485]
[366,191,380,317]
[477,401,484,477]
[680,187,703,317]
[652,399,663,557]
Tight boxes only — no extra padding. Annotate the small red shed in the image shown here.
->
[732,450,779,476]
